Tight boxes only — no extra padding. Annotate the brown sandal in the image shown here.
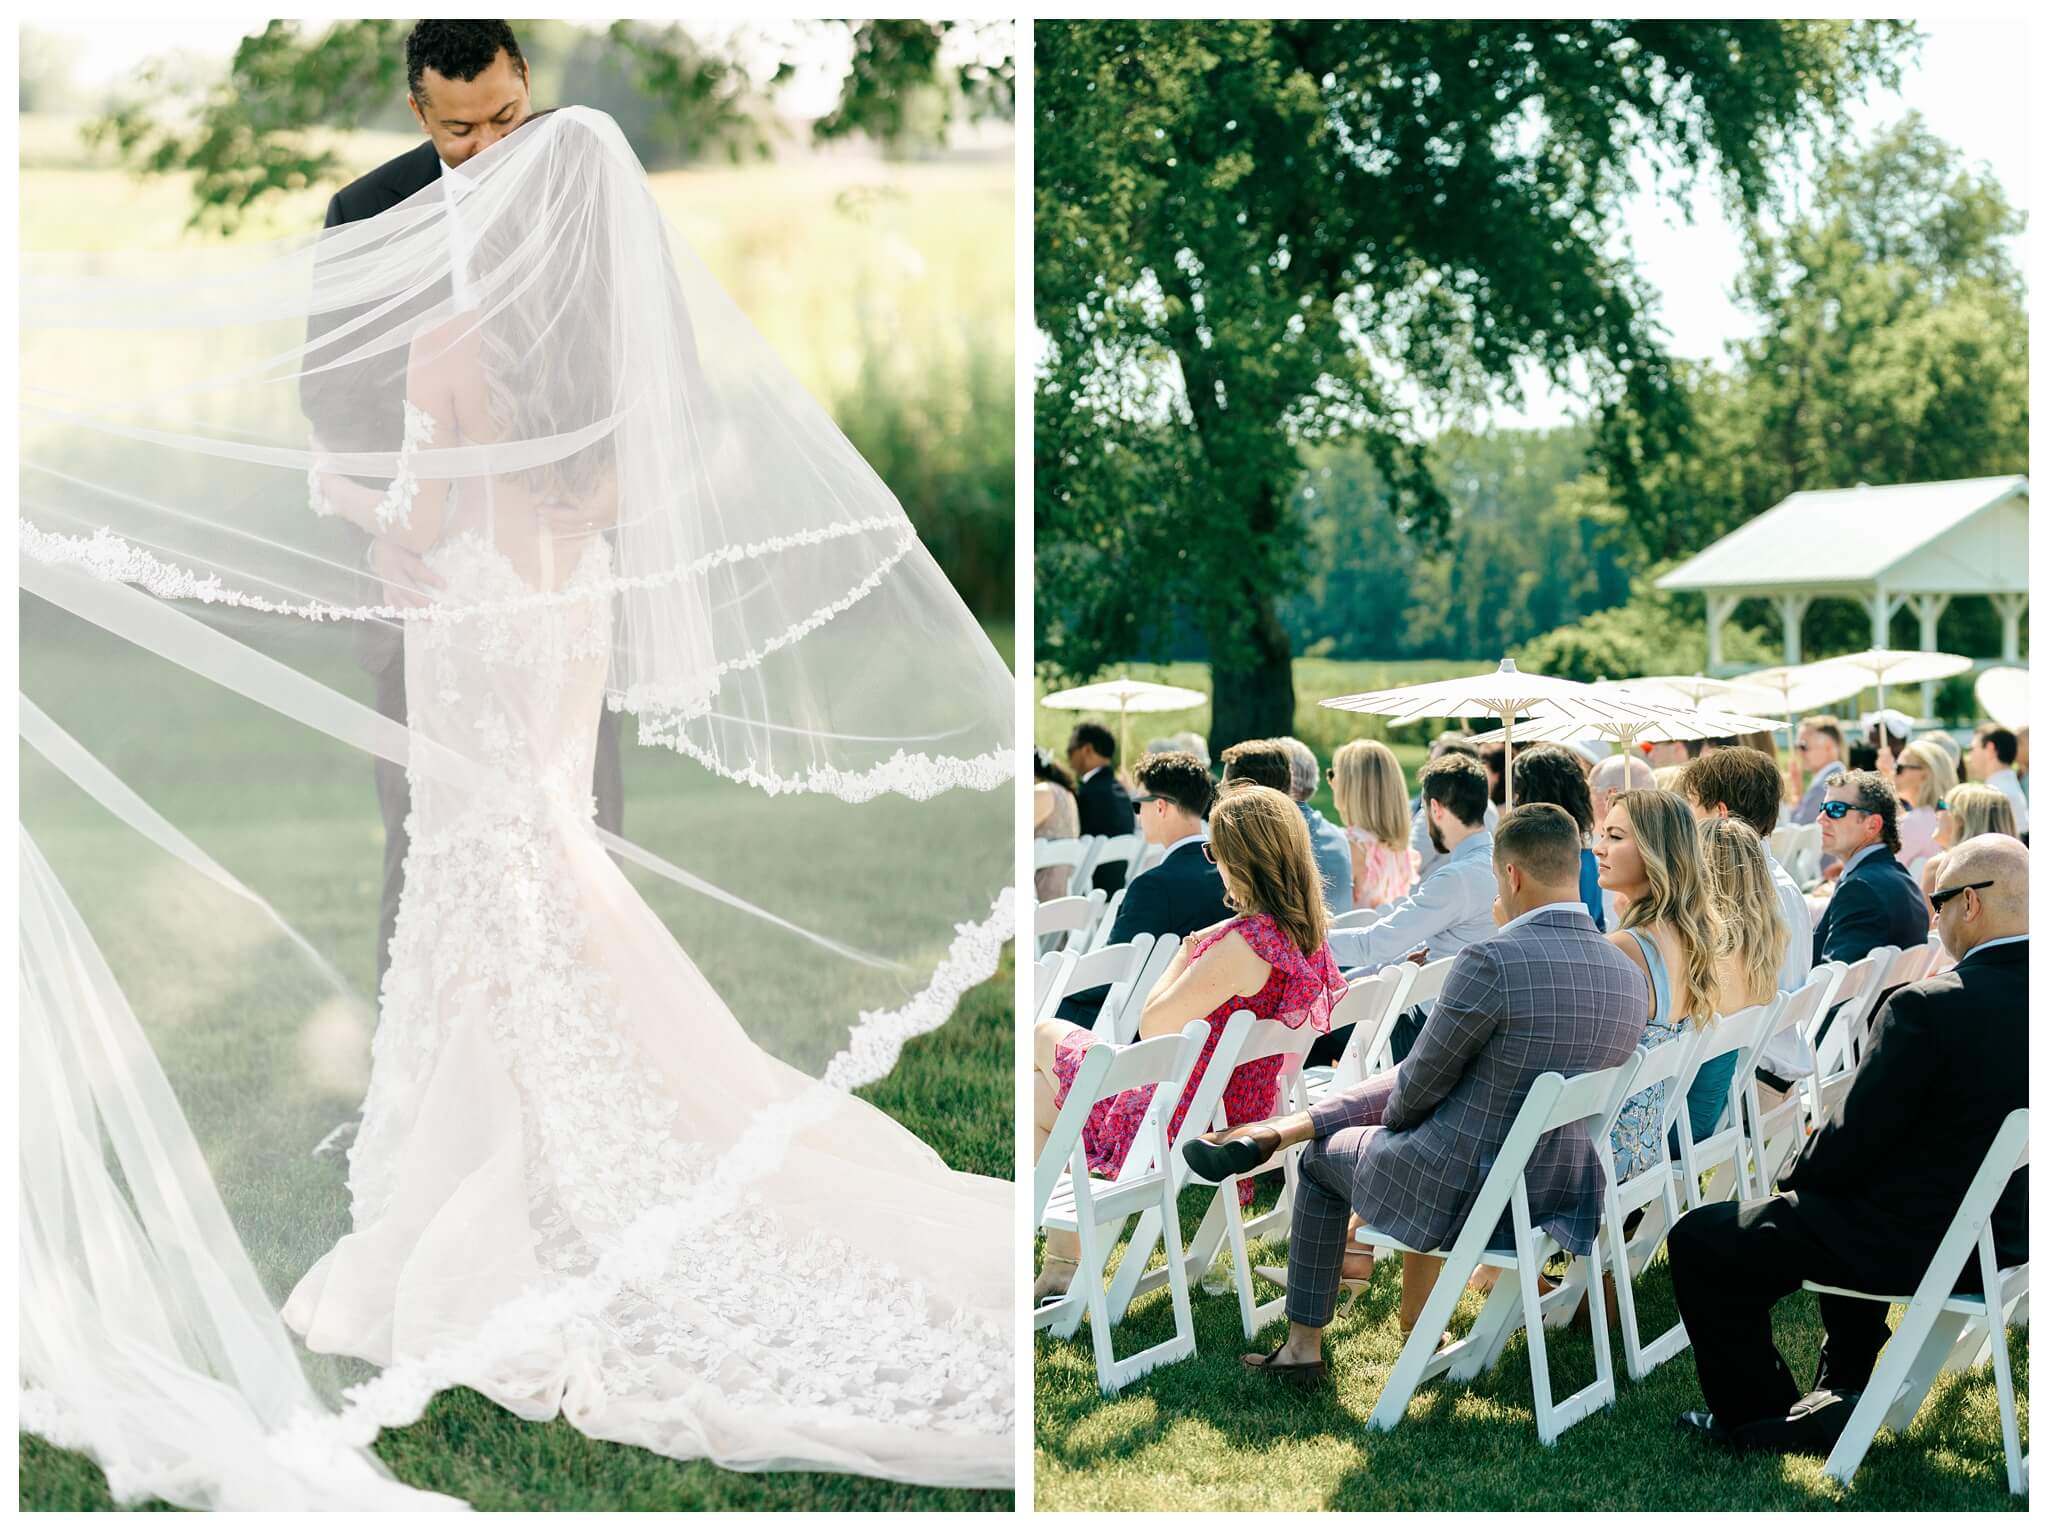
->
[1241,1344,1327,1384]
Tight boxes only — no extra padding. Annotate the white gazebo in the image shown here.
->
[1657,478,2030,693]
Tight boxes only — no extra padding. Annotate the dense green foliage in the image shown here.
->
[1036,20,1912,749]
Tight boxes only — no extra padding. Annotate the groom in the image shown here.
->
[302,19,625,1007]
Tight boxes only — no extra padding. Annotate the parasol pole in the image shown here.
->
[1502,709,1515,812]
[1118,698,1129,769]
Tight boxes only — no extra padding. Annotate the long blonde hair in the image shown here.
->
[1946,783,2018,844]
[1609,788,1724,1026]
[1698,817,1787,1008]
[1898,739,1958,813]
[1208,784,1329,957]
[1331,739,1408,847]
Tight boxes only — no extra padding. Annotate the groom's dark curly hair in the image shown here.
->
[406,20,525,101]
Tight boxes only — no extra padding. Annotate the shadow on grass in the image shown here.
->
[1035,1179,2027,1512]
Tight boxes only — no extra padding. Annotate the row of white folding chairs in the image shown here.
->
[1034,832,1144,901]
[1038,968,2027,1482]
[1035,889,1106,958]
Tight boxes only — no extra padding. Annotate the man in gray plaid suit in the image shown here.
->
[1184,804,1649,1381]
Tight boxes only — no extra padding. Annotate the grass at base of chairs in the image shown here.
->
[1035,1177,2027,1511]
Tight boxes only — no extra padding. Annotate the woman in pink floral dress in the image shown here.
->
[1031,784,1346,1302]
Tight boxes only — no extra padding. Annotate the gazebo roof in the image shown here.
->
[1657,476,2029,595]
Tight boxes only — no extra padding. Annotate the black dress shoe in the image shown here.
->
[1676,1410,1742,1449]
[1182,1124,1284,1181]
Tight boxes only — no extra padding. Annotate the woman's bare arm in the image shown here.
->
[1134,930,1269,1041]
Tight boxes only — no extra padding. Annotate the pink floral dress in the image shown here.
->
[1346,825,1418,910]
[1050,912,1346,1205]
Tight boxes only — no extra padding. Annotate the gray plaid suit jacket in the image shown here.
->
[1307,905,1649,1256]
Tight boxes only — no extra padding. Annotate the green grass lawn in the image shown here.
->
[1034,1180,2027,1510]
[19,599,1017,1512]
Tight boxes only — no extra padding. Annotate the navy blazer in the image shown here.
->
[1812,845,1929,966]
[1054,841,1230,1026]
[1782,938,2027,1287]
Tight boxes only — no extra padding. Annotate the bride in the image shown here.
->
[20,104,1014,1504]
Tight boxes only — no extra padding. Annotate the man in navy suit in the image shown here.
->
[1812,770,1929,966]
[1067,721,1137,892]
[1055,751,1229,1026]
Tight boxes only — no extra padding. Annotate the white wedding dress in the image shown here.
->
[278,476,1013,1487]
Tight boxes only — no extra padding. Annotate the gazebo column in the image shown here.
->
[1911,594,1951,718]
[1864,586,1901,650]
[1704,594,1740,672]
[1775,593,1813,665]
[1991,593,2028,663]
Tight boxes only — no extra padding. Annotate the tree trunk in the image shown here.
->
[1207,582,1296,757]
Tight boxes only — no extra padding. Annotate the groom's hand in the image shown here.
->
[368,535,444,609]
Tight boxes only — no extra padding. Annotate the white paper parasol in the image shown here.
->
[1727,661,1870,717]
[1975,667,2031,731]
[1813,648,1975,716]
[1319,658,1674,810]
[1040,675,1210,764]
[1590,674,1788,717]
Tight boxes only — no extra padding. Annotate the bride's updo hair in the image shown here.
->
[1207,783,1328,957]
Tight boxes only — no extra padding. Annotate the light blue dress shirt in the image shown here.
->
[1330,829,1498,973]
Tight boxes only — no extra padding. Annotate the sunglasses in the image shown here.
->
[1201,843,1220,865]
[1929,879,1994,913]
[1816,799,1871,820]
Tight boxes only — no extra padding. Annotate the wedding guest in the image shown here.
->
[1330,739,1418,911]
[1176,731,1213,770]
[1812,770,1928,967]
[1031,785,1345,1302]
[1053,751,1229,1027]
[2017,726,2029,796]
[1068,720,1136,892]
[1185,804,1647,1375]
[1787,715,1847,825]
[1891,739,1957,880]
[1280,737,1355,913]
[1652,764,1688,794]
[1590,753,1655,930]
[1968,724,2029,836]
[1033,747,1083,901]
[1510,742,1604,930]
[1667,835,2028,1453]
[1412,735,1498,879]
[1919,783,2018,912]
[1680,747,1814,1092]
[1647,739,1690,771]
[1596,789,1731,1176]
[1478,742,1508,811]
[1220,737,1293,795]
[1329,754,1496,975]
[1698,818,1791,1115]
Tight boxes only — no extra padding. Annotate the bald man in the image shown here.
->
[1666,834,2029,1453]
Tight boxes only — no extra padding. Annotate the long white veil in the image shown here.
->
[20,105,1015,1504]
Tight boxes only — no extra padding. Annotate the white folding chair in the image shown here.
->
[1595,1033,1699,1379]
[1745,970,1841,1191]
[1035,1023,1210,1394]
[1301,964,1417,1105]
[1844,944,1901,1061]
[1399,955,1457,1012]
[1044,935,1157,1041]
[1103,933,1180,1046]
[1805,1109,2030,1494]
[1882,939,1933,993]
[1806,951,1888,1122]
[1129,840,1167,879]
[1330,905,1384,932]
[1782,823,1824,890]
[1033,949,1076,1025]
[1085,888,1127,952]
[1091,832,1143,891]
[1672,998,1783,1209]
[1353,1059,1643,1445]
[1092,1009,1318,1339]
[1034,835,1099,899]
[1035,890,1106,957]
